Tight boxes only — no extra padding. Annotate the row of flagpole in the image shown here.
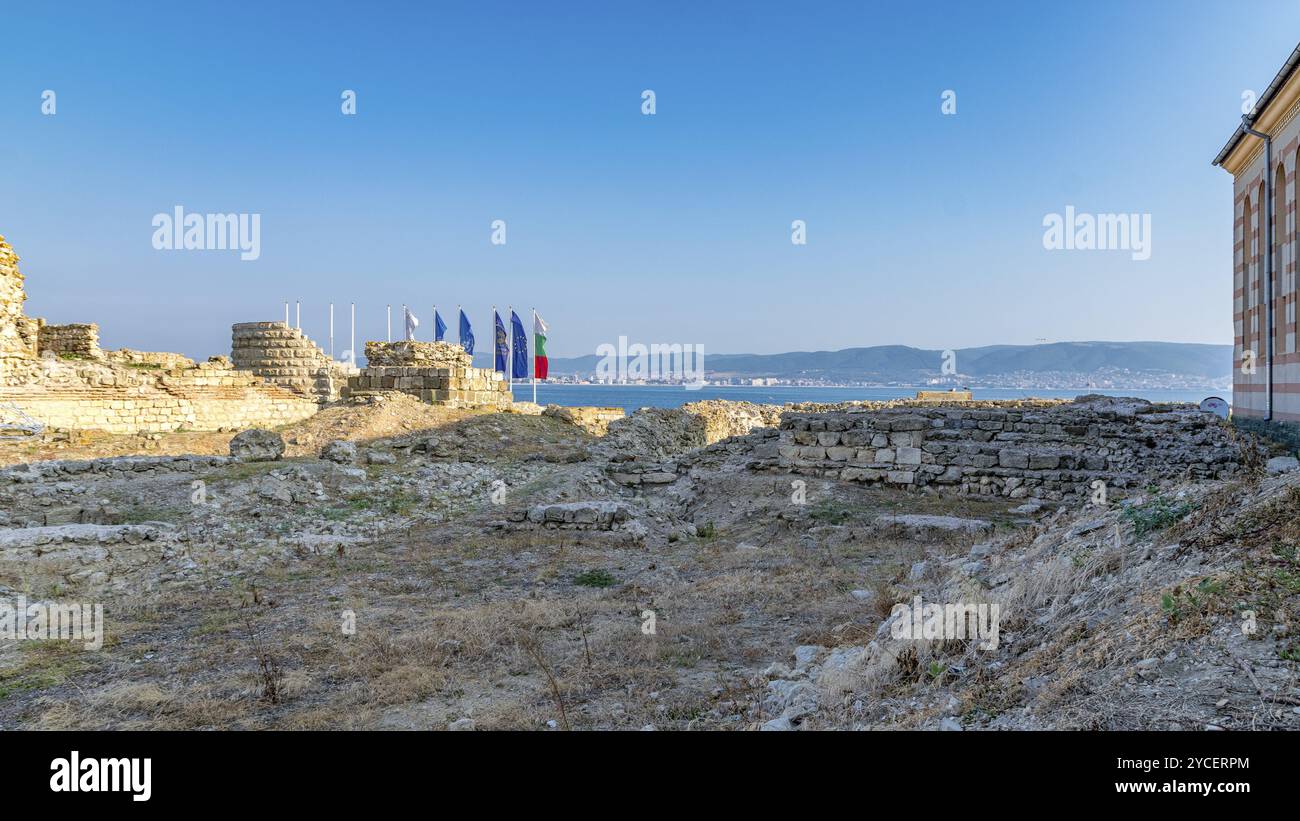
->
[280,301,548,401]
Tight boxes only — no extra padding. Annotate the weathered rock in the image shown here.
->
[229,429,285,461]
[878,514,993,539]
[1267,455,1299,474]
[320,439,357,464]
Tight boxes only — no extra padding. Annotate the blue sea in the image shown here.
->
[510,383,1227,412]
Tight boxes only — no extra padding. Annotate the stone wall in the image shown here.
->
[37,322,101,359]
[346,340,512,409]
[231,321,356,403]
[774,396,1244,500]
[0,357,319,434]
[0,235,39,371]
[0,234,327,435]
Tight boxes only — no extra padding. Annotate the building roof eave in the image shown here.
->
[1212,43,1300,169]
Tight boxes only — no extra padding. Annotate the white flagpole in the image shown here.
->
[386,305,392,342]
[329,303,334,359]
[491,305,496,375]
[531,307,537,404]
[295,300,300,330]
[506,305,512,386]
[432,305,436,342]
[284,301,289,327]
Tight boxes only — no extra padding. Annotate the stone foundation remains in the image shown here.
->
[774,396,1244,500]
[346,340,512,409]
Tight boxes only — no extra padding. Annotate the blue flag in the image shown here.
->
[435,310,447,342]
[494,310,508,374]
[458,309,474,355]
[510,310,528,379]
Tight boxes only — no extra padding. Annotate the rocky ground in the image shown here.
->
[0,397,1296,730]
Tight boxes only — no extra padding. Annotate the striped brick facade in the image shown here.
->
[1217,45,1300,421]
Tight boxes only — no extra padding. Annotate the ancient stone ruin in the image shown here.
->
[0,232,529,435]
[774,396,1243,500]
[0,234,319,434]
[345,340,513,409]
[231,321,357,403]
[0,235,40,369]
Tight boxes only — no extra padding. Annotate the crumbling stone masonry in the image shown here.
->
[773,397,1244,500]
[0,235,39,371]
[1,357,319,434]
[37,323,100,359]
[231,321,357,403]
[346,340,512,409]
[541,405,625,435]
[102,349,196,369]
[0,233,320,434]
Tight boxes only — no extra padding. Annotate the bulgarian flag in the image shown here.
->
[533,312,549,380]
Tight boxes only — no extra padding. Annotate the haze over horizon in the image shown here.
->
[4,0,1298,361]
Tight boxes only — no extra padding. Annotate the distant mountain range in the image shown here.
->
[520,341,1232,387]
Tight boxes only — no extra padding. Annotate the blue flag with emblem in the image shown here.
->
[510,310,528,379]
[458,309,474,355]
[494,310,508,374]
[435,309,447,342]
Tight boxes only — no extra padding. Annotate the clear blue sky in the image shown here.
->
[2,0,1297,360]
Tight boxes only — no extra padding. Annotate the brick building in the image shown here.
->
[1214,43,1300,420]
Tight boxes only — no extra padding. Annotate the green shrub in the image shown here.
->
[573,569,617,588]
[1123,495,1195,538]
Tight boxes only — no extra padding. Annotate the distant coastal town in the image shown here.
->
[541,368,1231,391]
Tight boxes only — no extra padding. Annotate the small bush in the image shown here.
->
[808,498,853,524]
[1123,495,1195,538]
[573,569,617,588]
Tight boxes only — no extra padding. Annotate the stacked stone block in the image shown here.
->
[0,357,318,434]
[0,234,327,434]
[38,323,101,359]
[230,321,354,403]
[776,399,1243,501]
[347,340,512,409]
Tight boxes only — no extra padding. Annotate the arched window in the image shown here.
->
[1275,163,1287,355]
[1244,192,1254,363]
[1293,148,1300,351]
[1259,180,1267,360]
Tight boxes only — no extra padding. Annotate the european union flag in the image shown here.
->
[510,310,528,379]
[458,309,474,355]
[435,310,447,342]
[494,310,508,374]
